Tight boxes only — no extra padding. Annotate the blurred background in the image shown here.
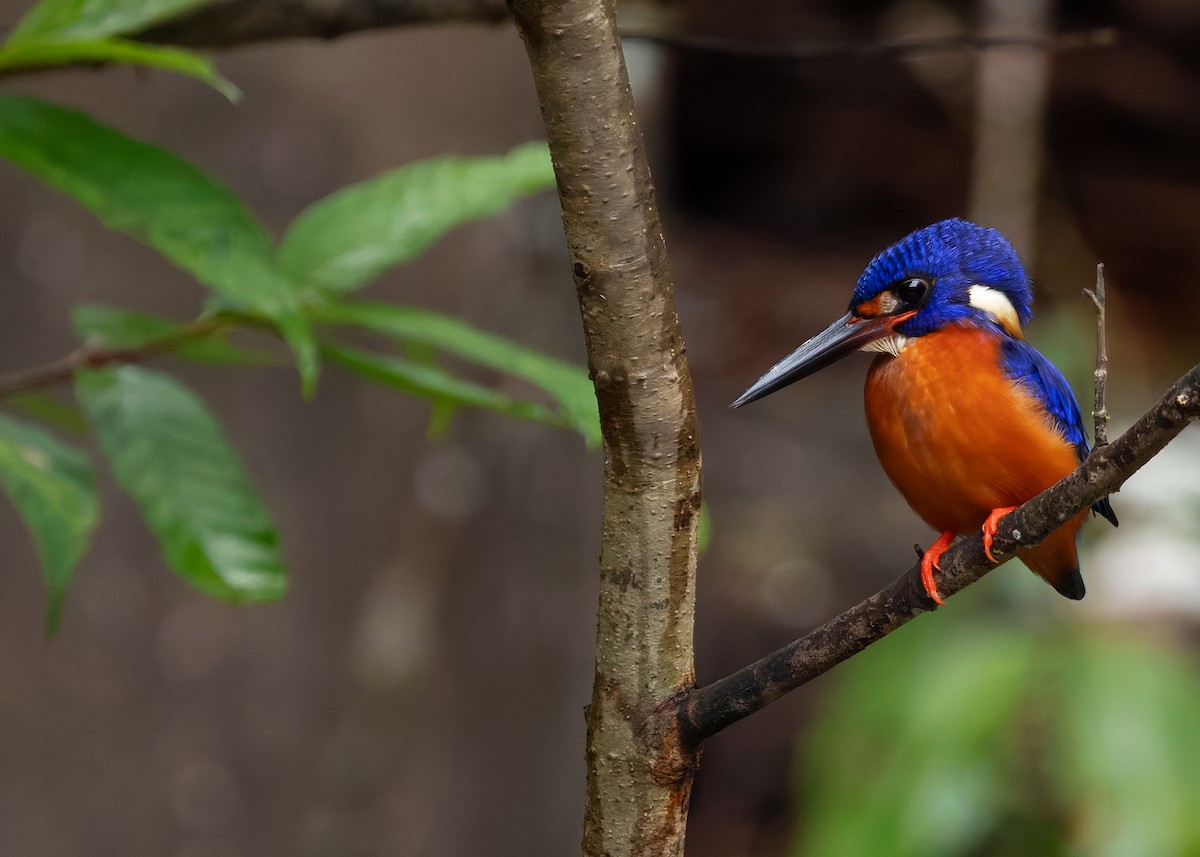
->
[0,0,1198,855]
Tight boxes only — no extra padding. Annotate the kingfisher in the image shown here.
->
[733,218,1117,604]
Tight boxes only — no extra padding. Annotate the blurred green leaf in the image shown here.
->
[323,343,566,429]
[2,392,88,435]
[696,502,712,556]
[0,39,238,99]
[315,301,599,447]
[796,600,1036,857]
[72,304,272,365]
[796,593,1200,857]
[1048,635,1200,857]
[0,96,317,394]
[0,413,97,632]
[7,0,206,44]
[277,141,555,294]
[76,366,285,602]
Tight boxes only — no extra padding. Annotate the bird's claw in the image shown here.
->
[981,506,1019,563]
[919,531,956,606]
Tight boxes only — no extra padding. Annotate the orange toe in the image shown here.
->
[920,531,956,606]
[981,506,1019,564]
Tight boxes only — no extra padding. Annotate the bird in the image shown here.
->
[732,218,1117,604]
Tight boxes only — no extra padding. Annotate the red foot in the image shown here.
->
[981,506,1019,563]
[920,531,956,606]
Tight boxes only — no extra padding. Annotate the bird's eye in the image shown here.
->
[895,278,929,306]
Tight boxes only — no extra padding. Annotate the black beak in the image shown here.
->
[732,311,908,408]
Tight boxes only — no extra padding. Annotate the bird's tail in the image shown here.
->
[1016,511,1088,600]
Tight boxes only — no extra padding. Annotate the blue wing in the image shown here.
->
[999,336,1118,526]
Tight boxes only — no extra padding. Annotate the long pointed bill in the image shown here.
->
[731,311,911,408]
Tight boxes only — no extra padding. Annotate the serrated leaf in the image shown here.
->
[7,0,206,44]
[0,39,239,100]
[277,141,556,294]
[0,413,97,632]
[315,301,599,447]
[0,96,317,394]
[71,304,272,365]
[323,343,564,429]
[76,365,285,602]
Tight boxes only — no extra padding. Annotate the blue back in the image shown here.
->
[1000,324,1118,525]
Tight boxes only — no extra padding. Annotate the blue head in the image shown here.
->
[733,219,1033,408]
[850,218,1032,338]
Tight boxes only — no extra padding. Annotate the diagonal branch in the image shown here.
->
[680,361,1200,745]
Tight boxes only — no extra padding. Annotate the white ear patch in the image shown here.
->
[968,285,1022,336]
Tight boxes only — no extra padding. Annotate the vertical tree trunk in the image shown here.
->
[510,1,702,855]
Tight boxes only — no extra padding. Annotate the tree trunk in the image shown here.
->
[509,1,702,856]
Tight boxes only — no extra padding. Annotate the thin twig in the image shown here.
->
[619,27,1118,63]
[680,361,1200,744]
[0,315,231,398]
[1083,264,1110,446]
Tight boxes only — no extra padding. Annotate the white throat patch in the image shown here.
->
[860,333,909,357]
[968,285,1022,336]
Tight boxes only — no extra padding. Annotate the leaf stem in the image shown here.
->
[0,315,232,398]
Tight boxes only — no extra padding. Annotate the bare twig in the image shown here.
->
[1083,264,1110,446]
[680,361,1200,744]
[619,27,1118,63]
[0,316,233,398]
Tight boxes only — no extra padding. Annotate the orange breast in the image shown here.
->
[864,324,1079,536]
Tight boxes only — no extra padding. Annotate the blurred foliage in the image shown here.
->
[794,584,1200,857]
[0,0,598,627]
[0,413,97,632]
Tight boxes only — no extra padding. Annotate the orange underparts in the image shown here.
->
[865,324,1086,601]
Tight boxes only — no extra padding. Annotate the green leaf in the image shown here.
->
[277,141,556,294]
[76,366,285,602]
[2,392,88,435]
[0,96,317,394]
[71,304,272,365]
[796,598,1037,857]
[315,301,599,447]
[7,0,207,44]
[1048,635,1200,857]
[0,39,238,100]
[0,413,97,632]
[323,343,565,429]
